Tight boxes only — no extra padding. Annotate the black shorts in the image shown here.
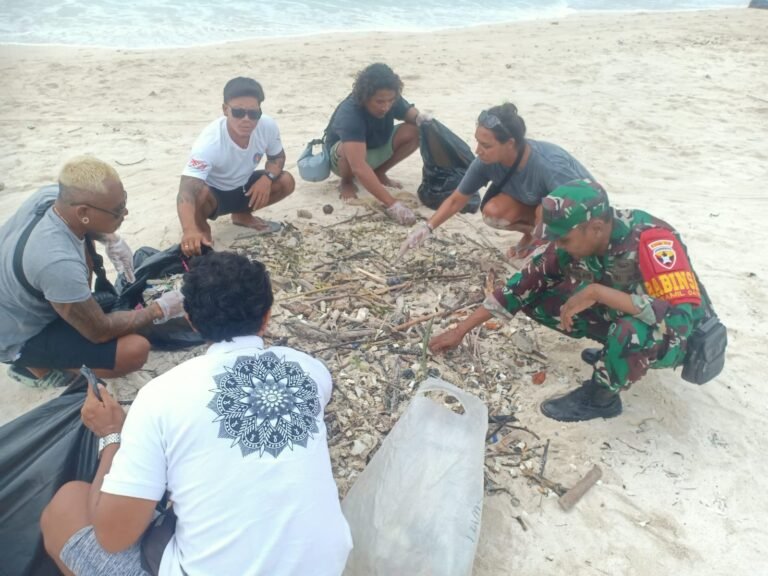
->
[209,170,266,219]
[14,318,118,370]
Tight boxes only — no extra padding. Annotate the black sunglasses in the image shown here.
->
[74,202,127,219]
[230,107,262,120]
[478,110,512,140]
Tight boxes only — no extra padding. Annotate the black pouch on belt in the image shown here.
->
[681,315,727,385]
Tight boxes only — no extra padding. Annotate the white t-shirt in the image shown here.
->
[102,336,352,576]
[181,116,283,190]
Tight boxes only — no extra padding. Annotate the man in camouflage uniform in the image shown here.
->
[429,179,709,421]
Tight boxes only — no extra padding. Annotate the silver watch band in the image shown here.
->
[98,432,121,457]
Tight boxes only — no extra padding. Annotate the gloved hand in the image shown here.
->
[104,234,135,283]
[154,290,185,324]
[415,111,433,126]
[386,201,417,226]
[398,221,432,259]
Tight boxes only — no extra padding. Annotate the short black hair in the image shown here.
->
[482,102,527,147]
[182,251,273,342]
[223,77,265,104]
[352,63,403,105]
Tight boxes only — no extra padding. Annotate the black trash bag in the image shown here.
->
[417,120,481,214]
[113,244,206,351]
[0,378,98,576]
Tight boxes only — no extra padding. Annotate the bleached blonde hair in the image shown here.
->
[58,156,120,199]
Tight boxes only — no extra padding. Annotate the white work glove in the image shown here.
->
[104,234,135,283]
[154,290,185,324]
[398,221,433,259]
[386,201,417,226]
[415,111,433,127]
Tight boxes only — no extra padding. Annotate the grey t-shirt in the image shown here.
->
[0,185,91,362]
[457,139,593,206]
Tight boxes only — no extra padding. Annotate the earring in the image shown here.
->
[81,217,90,224]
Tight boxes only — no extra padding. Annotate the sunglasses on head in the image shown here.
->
[478,110,512,140]
[229,107,262,120]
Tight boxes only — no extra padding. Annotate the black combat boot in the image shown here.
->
[540,379,622,422]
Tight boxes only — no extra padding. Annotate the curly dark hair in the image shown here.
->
[181,251,273,342]
[352,63,403,105]
[481,102,527,147]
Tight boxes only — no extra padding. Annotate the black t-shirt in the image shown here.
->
[325,94,413,150]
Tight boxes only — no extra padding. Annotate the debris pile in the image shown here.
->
[226,208,562,498]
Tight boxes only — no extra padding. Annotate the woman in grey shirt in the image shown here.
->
[400,102,593,259]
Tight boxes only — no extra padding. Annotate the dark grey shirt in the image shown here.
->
[0,185,90,362]
[326,94,413,150]
[458,139,593,206]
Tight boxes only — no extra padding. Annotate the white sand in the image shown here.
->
[1,8,767,575]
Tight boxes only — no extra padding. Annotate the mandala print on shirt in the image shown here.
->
[208,352,321,458]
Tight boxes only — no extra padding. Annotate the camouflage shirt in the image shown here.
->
[492,208,709,327]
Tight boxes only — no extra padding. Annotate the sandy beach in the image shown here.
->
[1,7,767,575]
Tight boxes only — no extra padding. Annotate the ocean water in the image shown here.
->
[0,0,747,48]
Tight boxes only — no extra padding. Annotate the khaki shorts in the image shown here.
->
[330,123,404,176]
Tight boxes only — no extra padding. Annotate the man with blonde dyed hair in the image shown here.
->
[0,156,185,386]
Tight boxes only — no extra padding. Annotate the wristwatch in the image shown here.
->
[265,171,280,182]
[98,432,121,457]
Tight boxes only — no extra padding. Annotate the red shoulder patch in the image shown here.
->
[638,228,701,306]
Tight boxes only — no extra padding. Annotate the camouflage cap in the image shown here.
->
[541,179,611,241]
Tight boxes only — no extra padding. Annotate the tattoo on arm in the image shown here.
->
[52,298,160,343]
[265,150,286,173]
[177,176,206,206]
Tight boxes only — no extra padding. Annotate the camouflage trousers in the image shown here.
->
[520,282,689,392]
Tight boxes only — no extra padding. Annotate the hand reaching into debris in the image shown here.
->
[429,307,493,354]
[428,328,466,354]
[386,201,417,226]
[398,221,432,260]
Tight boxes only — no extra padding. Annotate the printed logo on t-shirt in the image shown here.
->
[208,352,321,458]
[188,158,208,171]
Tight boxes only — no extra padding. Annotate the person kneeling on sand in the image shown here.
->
[177,76,295,257]
[41,251,352,576]
[0,156,184,388]
[399,102,593,260]
[325,62,431,225]
[429,179,711,422]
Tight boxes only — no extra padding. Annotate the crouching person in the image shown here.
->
[41,251,353,575]
[0,156,183,387]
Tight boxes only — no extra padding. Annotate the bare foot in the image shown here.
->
[376,172,402,189]
[230,213,281,234]
[339,179,359,203]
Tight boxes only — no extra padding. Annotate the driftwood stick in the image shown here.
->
[277,280,358,302]
[391,305,473,333]
[355,267,388,285]
[558,465,603,511]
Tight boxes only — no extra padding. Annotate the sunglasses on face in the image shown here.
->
[229,107,262,121]
[478,110,512,140]
[74,201,128,220]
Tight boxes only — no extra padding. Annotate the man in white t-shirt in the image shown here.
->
[41,251,353,576]
[177,77,295,257]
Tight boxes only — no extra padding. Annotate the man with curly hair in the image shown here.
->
[325,62,430,224]
[41,251,352,576]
